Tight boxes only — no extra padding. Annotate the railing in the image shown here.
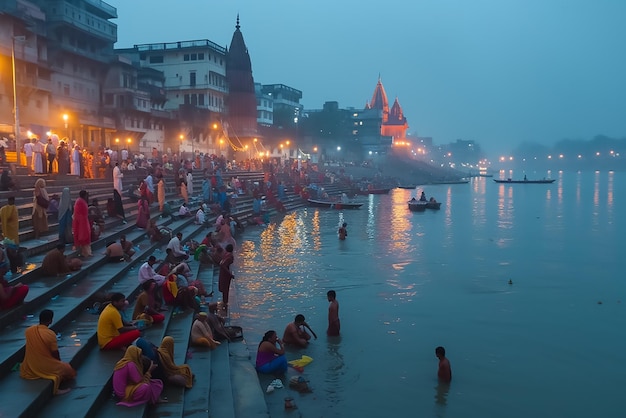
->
[135,39,226,54]
[83,0,117,18]
[46,0,117,42]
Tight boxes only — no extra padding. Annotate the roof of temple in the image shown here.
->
[227,14,252,73]
[389,97,404,121]
[368,77,389,114]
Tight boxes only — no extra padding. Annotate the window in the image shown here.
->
[184,54,189,61]
[149,55,164,64]
[191,53,197,60]
[191,94,197,106]
[198,94,204,106]
[63,84,70,96]
[184,94,190,105]
[198,53,204,60]
[139,53,146,60]
[190,72,196,87]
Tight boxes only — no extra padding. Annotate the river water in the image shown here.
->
[229,171,625,418]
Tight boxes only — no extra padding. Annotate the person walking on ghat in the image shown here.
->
[327,290,340,336]
[218,244,234,309]
[435,346,452,383]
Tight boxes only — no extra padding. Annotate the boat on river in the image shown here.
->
[493,178,555,184]
[308,198,363,209]
[408,199,441,211]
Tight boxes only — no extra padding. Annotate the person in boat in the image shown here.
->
[419,191,427,202]
[429,197,437,203]
[524,175,528,181]
[341,193,349,203]
[410,197,416,202]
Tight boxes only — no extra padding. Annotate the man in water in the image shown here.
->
[327,290,340,336]
[435,346,452,382]
[338,222,348,240]
[283,314,317,347]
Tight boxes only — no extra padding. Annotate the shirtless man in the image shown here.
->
[435,346,452,383]
[283,314,317,347]
[327,290,340,336]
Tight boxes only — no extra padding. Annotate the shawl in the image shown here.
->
[114,346,148,401]
[58,188,71,221]
[34,178,49,200]
[156,336,193,388]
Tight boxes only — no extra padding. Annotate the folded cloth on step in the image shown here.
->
[288,355,313,368]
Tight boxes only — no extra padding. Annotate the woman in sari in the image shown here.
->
[112,346,165,407]
[57,188,72,246]
[157,174,165,212]
[180,180,188,205]
[136,198,150,229]
[32,178,49,239]
[255,330,288,374]
[113,189,127,223]
[156,336,193,388]
[72,190,91,257]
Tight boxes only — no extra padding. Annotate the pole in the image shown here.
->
[12,37,21,166]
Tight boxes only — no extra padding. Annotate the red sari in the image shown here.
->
[72,198,91,246]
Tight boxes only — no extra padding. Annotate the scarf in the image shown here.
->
[58,187,71,220]
[114,346,148,401]
[157,336,193,388]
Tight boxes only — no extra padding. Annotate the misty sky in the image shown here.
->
[113,0,626,157]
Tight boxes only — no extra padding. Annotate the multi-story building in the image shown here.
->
[31,0,118,149]
[102,55,172,155]
[0,0,51,157]
[117,39,228,155]
[255,82,273,128]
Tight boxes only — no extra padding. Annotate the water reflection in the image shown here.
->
[434,381,450,406]
[324,338,344,405]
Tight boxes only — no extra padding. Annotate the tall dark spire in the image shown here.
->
[226,15,258,139]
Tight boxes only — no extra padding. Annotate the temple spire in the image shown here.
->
[236,14,240,30]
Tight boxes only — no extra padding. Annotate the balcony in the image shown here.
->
[83,0,117,19]
[46,0,117,43]
[17,73,52,92]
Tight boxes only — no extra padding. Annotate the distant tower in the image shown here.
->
[226,15,258,141]
[366,77,408,140]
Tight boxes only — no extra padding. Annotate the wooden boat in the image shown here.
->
[356,188,392,195]
[307,198,363,209]
[407,200,427,212]
[493,179,555,184]
[397,185,418,189]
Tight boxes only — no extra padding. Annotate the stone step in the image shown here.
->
[0,219,204,417]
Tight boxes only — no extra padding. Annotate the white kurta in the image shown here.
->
[71,147,80,176]
[187,173,193,196]
[33,141,44,173]
[113,166,124,194]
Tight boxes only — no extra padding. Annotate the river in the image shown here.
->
[228,171,625,418]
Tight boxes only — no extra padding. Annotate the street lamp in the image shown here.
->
[219,138,224,156]
[12,35,26,165]
[62,113,69,138]
[126,138,132,156]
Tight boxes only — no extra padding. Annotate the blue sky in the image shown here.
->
[113,0,626,158]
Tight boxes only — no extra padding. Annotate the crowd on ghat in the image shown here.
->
[0,137,372,406]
